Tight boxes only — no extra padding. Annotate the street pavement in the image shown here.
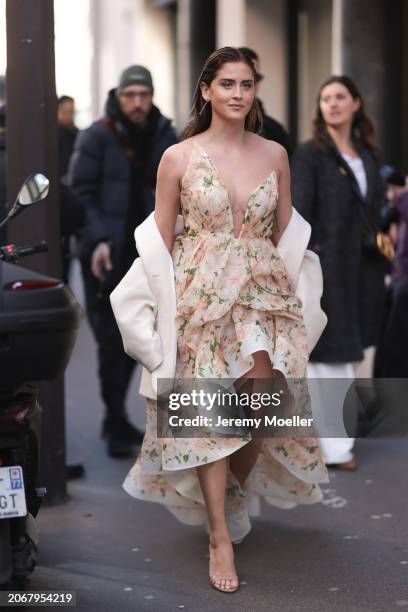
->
[27,262,408,612]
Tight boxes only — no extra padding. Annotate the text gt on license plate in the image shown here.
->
[0,465,27,519]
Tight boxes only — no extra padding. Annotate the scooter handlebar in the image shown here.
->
[0,241,48,262]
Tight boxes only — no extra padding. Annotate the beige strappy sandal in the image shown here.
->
[208,541,240,593]
[209,573,240,593]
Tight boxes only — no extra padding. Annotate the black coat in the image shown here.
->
[60,180,85,237]
[257,99,292,158]
[291,139,388,363]
[68,93,178,279]
[58,125,79,178]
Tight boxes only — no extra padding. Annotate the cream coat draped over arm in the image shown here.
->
[110,209,327,400]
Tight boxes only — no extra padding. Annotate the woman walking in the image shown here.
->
[291,76,388,468]
[115,47,329,593]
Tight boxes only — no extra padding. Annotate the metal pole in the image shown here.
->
[6,0,67,504]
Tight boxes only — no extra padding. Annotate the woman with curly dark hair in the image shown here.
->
[291,75,388,469]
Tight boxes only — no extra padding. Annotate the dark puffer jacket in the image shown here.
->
[291,138,388,363]
[68,90,178,277]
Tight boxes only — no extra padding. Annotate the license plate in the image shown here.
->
[0,465,27,518]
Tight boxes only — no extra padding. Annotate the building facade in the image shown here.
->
[53,0,408,169]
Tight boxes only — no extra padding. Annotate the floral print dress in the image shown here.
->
[123,141,329,540]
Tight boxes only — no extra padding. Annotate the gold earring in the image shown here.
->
[199,100,209,115]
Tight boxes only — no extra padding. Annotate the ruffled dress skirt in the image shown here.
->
[123,142,329,540]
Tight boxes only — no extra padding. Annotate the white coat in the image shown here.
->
[110,209,327,400]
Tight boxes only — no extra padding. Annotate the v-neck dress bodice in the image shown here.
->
[180,141,278,239]
[172,141,307,380]
[123,141,329,539]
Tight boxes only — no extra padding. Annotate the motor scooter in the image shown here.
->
[0,173,80,588]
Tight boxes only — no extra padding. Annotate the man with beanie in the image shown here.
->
[69,65,178,457]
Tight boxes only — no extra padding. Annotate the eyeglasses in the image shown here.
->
[119,91,152,100]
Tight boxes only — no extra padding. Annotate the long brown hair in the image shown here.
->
[181,47,263,140]
[313,75,379,160]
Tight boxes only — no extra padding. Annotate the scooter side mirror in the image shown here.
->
[17,173,50,206]
[0,173,49,231]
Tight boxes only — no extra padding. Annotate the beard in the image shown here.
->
[127,108,148,125]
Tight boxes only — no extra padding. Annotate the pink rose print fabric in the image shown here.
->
[123,141,329,538]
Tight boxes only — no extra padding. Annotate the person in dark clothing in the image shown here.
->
[58,96,79,177]
[58,96,80,282]
[60,180,84,245]
[386,173,408,281]
[0,105,6,245]
[374,171,408,377]
[238,47,292,157]
[68,65,178,457]
[291,75,388,469]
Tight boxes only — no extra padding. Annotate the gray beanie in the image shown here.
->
[117,65,153,92]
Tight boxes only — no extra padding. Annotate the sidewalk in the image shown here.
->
[28,265,408,612]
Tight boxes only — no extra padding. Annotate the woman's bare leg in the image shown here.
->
[229,437,264,488]
[196,351,277,588]
[196,458,238,591]
[230,351,277,487]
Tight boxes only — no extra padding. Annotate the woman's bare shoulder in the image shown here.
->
[248,132,288,164]
[160,139,198,178]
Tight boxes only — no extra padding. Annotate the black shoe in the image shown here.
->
[66,464,85,480]
[101,416,144,446]
[106,431,134,458]
[102,417,144,458]
[119,419,145,445]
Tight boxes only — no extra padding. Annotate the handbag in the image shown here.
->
[361,224,394,262]
[354,192,394,262]
[375,232,395,261]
